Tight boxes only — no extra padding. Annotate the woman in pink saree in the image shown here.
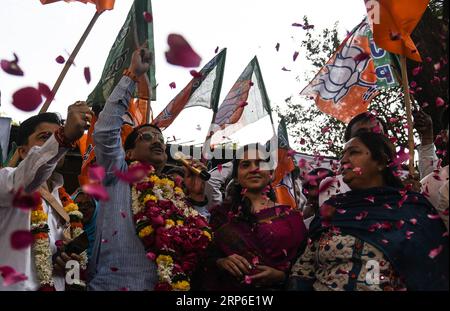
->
[196,144,307,290]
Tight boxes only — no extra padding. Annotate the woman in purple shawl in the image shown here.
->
[196,144,307,290]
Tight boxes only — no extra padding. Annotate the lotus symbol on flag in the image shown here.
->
[313,43,374,105]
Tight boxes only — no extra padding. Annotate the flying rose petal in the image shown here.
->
[215,46,219,54]
[383,203,392,210]
[431,76,441,85]
[82,183,109,201]
[275,43,280,52]
[114,163,152,184]
[427,214,441,220]
[12,188,41,211]
[353,167,363,175]
[409,218,418,225]
[292,23,303,27]
[241,188,248,195]
[217,164,223,174]
[303,24,315,30]
[10,230,34,250]
[336,209,347,214]
[55,55,65,64]
[55,240,64,248]
[281,67,291,72]
[390,148,409,168]
[428,245,443,259]
[293,51,299,62]
[120,211,126,218]
[355,211,369,220]
[37,82,54,102]
[396,220,405,230]
[190,70,202,78]
[353,52,370,62]
[12,86,43,111]
[84,67,91,84]
[412,66,422,76]
[110,267,119,272]
[88,165,106,182]
[433,62,441,71]
[165,34,201,68]
[143,11,153,23]
[1,53,24,76]
[146,252,156,261]
[299,138,306,145]
[410,81,417,88]
[405,230,414,240]
[436,97,445,107]
[239,102,248,108]
[425,57,432,62]
[0,266,28,287]
[381,239,389,244]
[169,82,176,89]
[319,178,335,194]
[321,126,330,134]
[298,158,307,168]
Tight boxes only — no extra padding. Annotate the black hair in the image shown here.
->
[123,124,163,151]
[165,166,185,178]
[226,143,276,224]
[16,113,62,146]
[441,107,449,130]
[352,132,403,189]
[344,112,389,142]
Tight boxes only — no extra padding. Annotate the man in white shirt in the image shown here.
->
[0,103,90,291]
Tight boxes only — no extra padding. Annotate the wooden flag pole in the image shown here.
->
[39,11,103,114]
[400,55,416,176]
[7,11,102,168]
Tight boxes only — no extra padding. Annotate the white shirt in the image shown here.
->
[0,135,68,291]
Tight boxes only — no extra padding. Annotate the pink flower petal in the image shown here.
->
[240,188,248,195]
[275,43,280,52]
[292,23,303,27]
[217,164,223,174]
[12,188,41,211]
[88,165,106,182]
[321,126,330,134]
[298,158,307,168]
[433,62,441,71]
[37,82,54,102]
[239,101,248,108]
[405,230,414,240]
[84,67,91,84]
[120,211,126,218]
[244,275,252,284]
[383,203,393,210]
[251,256,260,266]
[431,76,441,85]
[10,230,34,250]
[215,46,219,54]
[110,267,119,272]
[293,51,299,62]
[412,66,422,76]
[146,252,156,261]
[428,245,443,259]
[427,214,441,220]
[55,55,65,64]
[169,82,176,89]
[353,52,370,62]
[281,67,291,72]
[436,97,445,107]
[114,163,152,183]
[319,178,335,194]
[143,11,153,23]
[353,167,363,175]
[355,211,369,221]
[12,86,42,111]
[425,57,432,62]
[364,196,375,203]
[409,218,418,225]
[165,34,201,68]
[190,70,202,78]
[381,239,389,244]
[336,209,347,214]
[303,24,315,30]
[0,266,28,287]
[82,183,109,201]
[396,220,405,230]
[1,53,24,76]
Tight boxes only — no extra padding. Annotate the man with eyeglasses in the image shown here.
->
[88,44,209,291]
[0,103,92,291]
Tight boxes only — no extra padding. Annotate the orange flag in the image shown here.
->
[369,0,429,62]
[40,0,115,12]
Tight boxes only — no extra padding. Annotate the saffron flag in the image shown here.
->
[87,0,156,113]
[206,56,272,146]
[301,20,399,123]
[366,0,429,62]
[271,118,297,208]
[153,49,226,130]
[40,0,115,12]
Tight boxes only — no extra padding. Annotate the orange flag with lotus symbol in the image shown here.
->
[40,0,115,12]
[367,0,429,62]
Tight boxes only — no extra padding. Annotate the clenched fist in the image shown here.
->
[63,101,93,142]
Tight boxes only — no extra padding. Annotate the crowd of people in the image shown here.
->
[0,46,448,291]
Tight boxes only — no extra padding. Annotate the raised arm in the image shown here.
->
[93,44,152,176]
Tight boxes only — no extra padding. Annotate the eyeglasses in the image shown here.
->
[137,132,165,144]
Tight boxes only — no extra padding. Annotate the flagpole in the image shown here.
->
[7,11,103,168]
[400,55,415,176]
[39,11,103,114]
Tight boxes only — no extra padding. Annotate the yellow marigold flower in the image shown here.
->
[143,194,158,204]
[165,219,175,228]
[64,203,79,213]
[174,187,184,194]
[149,175,160,183]
[203,231,212,241]
[176,220,184,226]
[172,280,190,291]
[156,255,173,265]
[31,211,48,223]
[138,225,154,238]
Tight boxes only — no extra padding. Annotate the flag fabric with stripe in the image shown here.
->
[272,118,297,209]
[301,20,399,123]
[40,0,115,12]
[367,0,429,62]
[207,56,272,146]
[87,0,156,114]
[153,49,226,130]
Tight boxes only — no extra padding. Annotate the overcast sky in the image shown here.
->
[0,0,366,146]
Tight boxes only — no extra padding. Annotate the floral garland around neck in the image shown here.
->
[130,161,212,291]
[30,188,87,291]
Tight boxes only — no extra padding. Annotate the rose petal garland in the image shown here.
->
[130,161,211,291]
